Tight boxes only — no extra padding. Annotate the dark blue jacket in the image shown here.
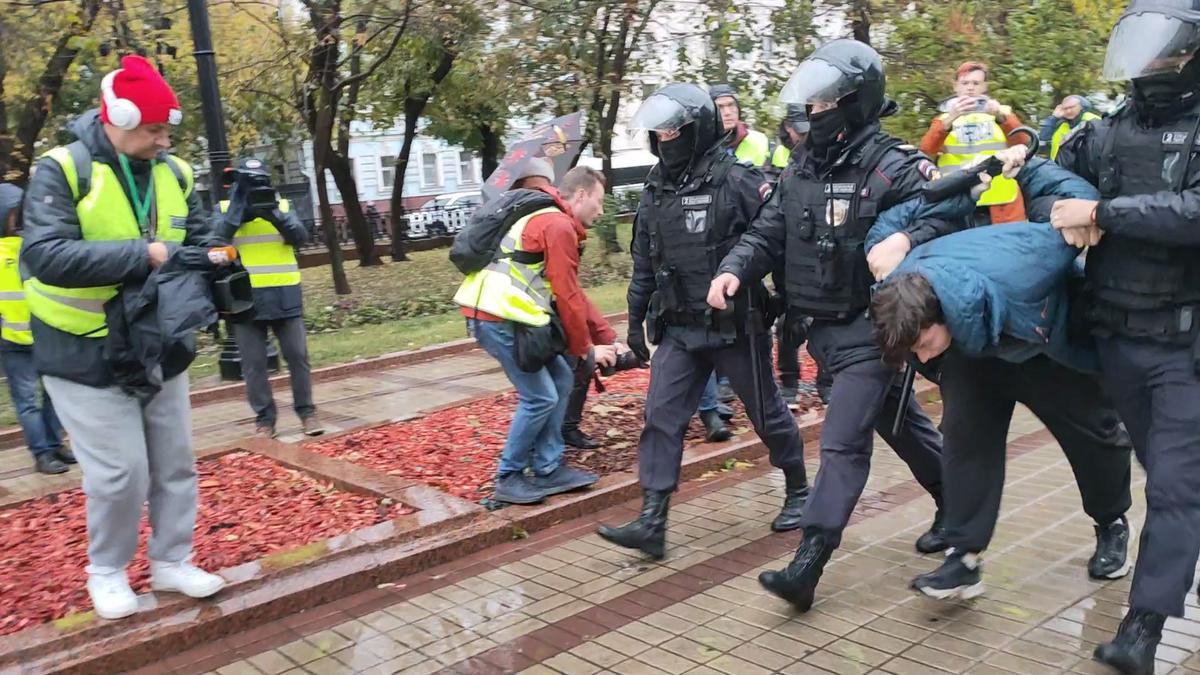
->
[867,159,1100,372]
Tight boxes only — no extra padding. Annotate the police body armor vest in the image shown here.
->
[642,153,741,316]
[221,199,301,288]
[0,237,31,345]
[25,141,192,338]
[779,136,904,320]
[1089,106,1200,342]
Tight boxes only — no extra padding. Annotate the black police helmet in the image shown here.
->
[1103,0,1200,82]
[780,39,886,130]
[630,83,722,158]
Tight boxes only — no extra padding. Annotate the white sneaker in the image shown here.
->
[150,560,226,599]
[87,571,139,620]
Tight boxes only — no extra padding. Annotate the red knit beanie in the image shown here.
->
[100,55,182,128]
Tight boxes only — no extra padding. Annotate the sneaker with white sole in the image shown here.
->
[1089,516,1133,580]
[87,570,139,620]
[911,549,985,600]
[150,560,226,598]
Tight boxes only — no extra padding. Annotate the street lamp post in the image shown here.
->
[186,0,278,380]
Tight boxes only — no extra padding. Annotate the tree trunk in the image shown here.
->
[479,122,502,179]
[0,0,102,184]
[387,45,457,262]
[388,104,421,262]
[315,165,351,295]
[327,152,379,265]
[851,0,871,45]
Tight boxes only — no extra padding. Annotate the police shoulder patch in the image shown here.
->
[758,182,773,202]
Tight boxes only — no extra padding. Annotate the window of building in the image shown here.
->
[379,160,396,194]
[458,151,477,184]
[421,151,440,187]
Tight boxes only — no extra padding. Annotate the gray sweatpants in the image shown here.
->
[233,317,315,426]
[43,374,196,573]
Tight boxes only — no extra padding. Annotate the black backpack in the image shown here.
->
[449,189,558,274]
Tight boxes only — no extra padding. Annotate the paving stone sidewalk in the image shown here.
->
[143,405,1195,675]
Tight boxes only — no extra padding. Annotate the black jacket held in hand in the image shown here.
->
[21,110,219,387]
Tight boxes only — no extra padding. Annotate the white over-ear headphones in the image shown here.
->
[101,70,140,130]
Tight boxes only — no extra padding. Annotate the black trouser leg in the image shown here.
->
[776,324,801,389]
[563,355,589,433]
[1016,356,1132,528]
[637,334,712,492]
[938,351,1015,553]
[874,376,944,502]
[1097,336,1200,618]
[712,333,806,476]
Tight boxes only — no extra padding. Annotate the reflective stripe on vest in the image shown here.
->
[937,112,1020,207]
[735,129,770,166]
[26,147,192,338]
[1050,112,1101,160]
[223,199,301,288]
[0,237,31,345]
[452,206,559,326]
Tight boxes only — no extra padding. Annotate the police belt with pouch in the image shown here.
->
[651,293,769,345]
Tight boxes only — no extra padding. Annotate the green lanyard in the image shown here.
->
[117,154,156,232]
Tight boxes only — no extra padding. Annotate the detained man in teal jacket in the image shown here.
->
[866,148,1133,602]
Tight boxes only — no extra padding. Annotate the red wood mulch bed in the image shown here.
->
[0,451,412,637]
[309,353,824,503]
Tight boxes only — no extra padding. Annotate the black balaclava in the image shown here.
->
[807,106,847,161]
[658,124,697,182]
[1132,57,1200,126]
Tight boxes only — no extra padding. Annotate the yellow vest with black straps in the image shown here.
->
[1050,111,1102,160]
[453,207,559,326]
[24,147,193,338]
[220,199,300,288]
[0,237,32,345]
[937,112,1020,207]
[735,129,770,166]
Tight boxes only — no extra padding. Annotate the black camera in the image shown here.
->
[223,158,279,214]
[598,350,646,377]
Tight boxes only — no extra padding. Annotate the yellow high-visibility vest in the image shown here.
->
[1050,111,1102,160]
[0,237,31,345]
[771,144,790,169]
[937,112,1019,207]
[453,207,560,326]
[25,146,192,338]
[222,199,301,288]
[735,129,770,166]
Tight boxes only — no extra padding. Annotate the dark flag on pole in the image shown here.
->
[482,112,587,201]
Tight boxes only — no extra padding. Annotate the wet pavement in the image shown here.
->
[137,405,1200,675]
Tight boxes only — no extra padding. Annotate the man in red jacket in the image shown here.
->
[461,161,621,504]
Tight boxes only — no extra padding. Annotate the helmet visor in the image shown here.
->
[779,59,859,106]
[629,94,695,134]
[1102,11,1200,81]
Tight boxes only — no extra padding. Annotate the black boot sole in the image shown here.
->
[597,526,666,560]
[1094,643,1154,675]
[758,570,816,612]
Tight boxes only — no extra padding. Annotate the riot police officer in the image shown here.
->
[1053,2,1200,672]
[596,84,809,560]
[709,40,946,612]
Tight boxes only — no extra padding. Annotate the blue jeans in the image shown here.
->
[698,372,720,412]
[468,319,572,477]
[2,345,63,457]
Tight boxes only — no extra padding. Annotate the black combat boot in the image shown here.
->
[770,469,809,532]
[915,507,948,554]
[597,489,671,559]
[758,527,834,612]
[1094,608,1165,675]
[699,408,731,442]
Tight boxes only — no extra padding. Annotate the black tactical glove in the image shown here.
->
[627,323,651,363]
